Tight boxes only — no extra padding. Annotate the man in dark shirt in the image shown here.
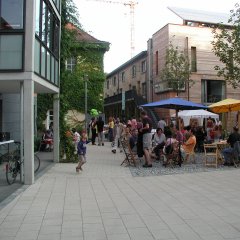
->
[222,126,240,165]
[96,116,105,146]
[139,111,153,167]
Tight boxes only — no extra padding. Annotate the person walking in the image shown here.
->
[76,132,88,172]
[96,116,105,146]
[112,118,124,153]
[140,111,153,167]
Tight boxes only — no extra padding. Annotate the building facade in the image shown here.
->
[104,51,150,121]
[0,0,61,184]
[104,7,240,127]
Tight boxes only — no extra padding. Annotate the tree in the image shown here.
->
[212,3,240,89]
[160,43,193,96]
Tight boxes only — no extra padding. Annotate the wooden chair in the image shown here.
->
[120,138,137,167]
[163,141,181,167]
[203,143,218,168]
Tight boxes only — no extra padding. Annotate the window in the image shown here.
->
[0,35,23,70]
[41,46,46,77]
[155,51,158,75]
[121,71,125,82]
[34,0,60,85]
[129,84,132,90]
[191,47,197,72]
[142,83,146,97]
[35,0,40,36]
[66,57,76,72]
[113,76,116,86]
[141,60,146,72]
[34,39,41,74]
[132,65,136,78]
[0,0,24,30]
[107,80,109,89]
[201,80,225,104]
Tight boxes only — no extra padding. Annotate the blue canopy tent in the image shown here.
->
[141,97,208,110]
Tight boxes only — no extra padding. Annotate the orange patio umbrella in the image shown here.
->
[208,98,240,113]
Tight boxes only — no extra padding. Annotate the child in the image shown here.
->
[76,132,88,172]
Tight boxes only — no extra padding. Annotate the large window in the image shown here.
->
[201,80,225,104]
[34,0,60,85]
[0,0,24,30]
[0,0,24,71]
[0,35,23,70]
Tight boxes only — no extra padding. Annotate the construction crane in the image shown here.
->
[87,0,138,58]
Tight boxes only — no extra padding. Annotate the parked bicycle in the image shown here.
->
[5,141,40,185]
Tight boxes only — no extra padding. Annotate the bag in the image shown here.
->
[165,144,173,154]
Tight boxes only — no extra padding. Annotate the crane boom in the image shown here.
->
[87,0,138,58]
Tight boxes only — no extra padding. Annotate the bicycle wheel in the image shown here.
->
[34,153,40,173]
[6,157,19,185]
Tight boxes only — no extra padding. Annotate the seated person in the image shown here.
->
[181,128,196,161]
[43,129,53,151]
[222,126,240,165]
[129,128,138,154]
[162,133,179,165]
[152,128,166,160]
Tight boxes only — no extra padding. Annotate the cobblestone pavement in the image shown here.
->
[0,142,240,240]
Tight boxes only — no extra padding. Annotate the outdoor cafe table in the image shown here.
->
[214,140,229,164]
[204,140,229,167]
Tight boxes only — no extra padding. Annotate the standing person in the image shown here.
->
[157,118,167,131]
[76,132,88,172]
[108,117,114,142]
[72,128,80,154]
[90,117,97,145]
[140,111,153,167]
[96,116,105,146]
[112,118,123,153]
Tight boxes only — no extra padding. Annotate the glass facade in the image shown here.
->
[34,0,60,86]
[0,0,24,30]
[0,0,24,70]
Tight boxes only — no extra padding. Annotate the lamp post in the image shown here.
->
[84,74,88,131]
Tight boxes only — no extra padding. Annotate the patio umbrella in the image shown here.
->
[208,98,240,113]
[208,98,240,129]
[178,109,219,119]
[141,97,208,111]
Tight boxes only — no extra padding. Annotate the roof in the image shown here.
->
[107,51,147,77]
[168,7,231,26]
[66,23,110,45]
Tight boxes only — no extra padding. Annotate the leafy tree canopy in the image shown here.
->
[160,43,193,95]
[212,3,240,89]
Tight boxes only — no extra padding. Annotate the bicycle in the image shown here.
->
[5,141,40,185]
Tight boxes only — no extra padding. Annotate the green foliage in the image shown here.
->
[36,0,108,162]
[160,43,193,95]
[212,3,240,89]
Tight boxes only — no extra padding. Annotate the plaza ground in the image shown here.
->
[0,142,240,240]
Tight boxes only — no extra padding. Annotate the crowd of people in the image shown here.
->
[63,112,240,172]
[102,113,240,167]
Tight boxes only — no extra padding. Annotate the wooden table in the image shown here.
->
[215,141,229,164]
[204,141,229,167]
